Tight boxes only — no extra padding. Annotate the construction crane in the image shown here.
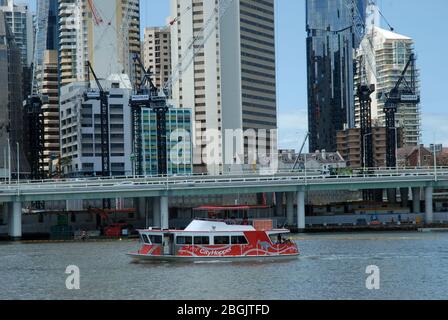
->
[128,0,234,176]
[84,61,111,178]
[24,0,53,181]
[162,0,235,97]
[345,0,378,171]
[293,132,310,171]
[85,61,111,209]
[87,0,104,26]
[23,95,46,180]
[383,53,420,168]
[130,54,169,176]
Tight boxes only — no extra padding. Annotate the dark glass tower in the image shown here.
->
[35,0,58,66]
[306,0,367,152]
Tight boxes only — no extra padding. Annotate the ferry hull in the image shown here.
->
[128,252,300,263]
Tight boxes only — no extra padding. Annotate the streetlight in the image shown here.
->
[7,138,11,184]
[433,134,438,182]
[16,142,20,185]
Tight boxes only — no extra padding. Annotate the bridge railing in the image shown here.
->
[0,168,447,194]
[1,166,448,187]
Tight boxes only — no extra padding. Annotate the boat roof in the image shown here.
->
[184,220,256,232]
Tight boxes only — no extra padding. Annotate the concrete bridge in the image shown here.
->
[1,168,448,239]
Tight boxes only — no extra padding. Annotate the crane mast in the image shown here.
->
[130,54,169,176]
[384,54,420,168]
[85,61,110,178]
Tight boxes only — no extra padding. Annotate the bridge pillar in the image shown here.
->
[8,202,22,240]
[275,193,283,217]
[160,196,169,230]
[152,197,161,228]
[387,189,397,204]
[412,188,421,214]
[286,192,294,226]
[425,187,434,225]
[297,191,305,231]
[400,188,409,208]
[2,203,8,226]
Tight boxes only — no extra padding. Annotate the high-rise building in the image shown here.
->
[170,0,277,174]
[34,50,59,172]
[306,0,367,153]
[336,127,389,168]
[354,26,421,147]
[140,108,193,176]
[0,10,29,177]
[28,0,60,174]
[0,0,33,67]
[34,0,58,67]
[142,27,171,90]
[58,0,141,86]
[59,75,133,177]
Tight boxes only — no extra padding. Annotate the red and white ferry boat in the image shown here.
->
[128,219,299,262]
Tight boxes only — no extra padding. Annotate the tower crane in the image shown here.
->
[85,61,111,209]
[26,0,50,180]
[383,54,420,167]
[130,54,169,176]
[345,0,378,170]
[85,61,111,178]
[87,0,104,26]
[129,0,235,176]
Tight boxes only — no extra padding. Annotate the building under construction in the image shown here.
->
[355,26,421,148]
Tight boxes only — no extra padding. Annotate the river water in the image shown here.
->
[1,232,448,300]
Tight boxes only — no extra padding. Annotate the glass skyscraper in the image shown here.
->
[141,108,193,176]
[35,0,58,67]
[306,0,367,152]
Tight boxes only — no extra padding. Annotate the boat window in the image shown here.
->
[194,236,210,245]
[149,235,162,244]
[231,236,248,245]
[214,236,230,245]
[142,234,150,244]
[176,236,193,245]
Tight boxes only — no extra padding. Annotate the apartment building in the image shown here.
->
[170,0,277,174]
[0,0,33,67]
[141,107,193,176]
[34,50,59,171]
[142,27,171,90]
[59,75,133,177]
[58,0,141,86]
[336,127,390,168]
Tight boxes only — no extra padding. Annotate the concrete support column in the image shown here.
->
[275,193,283,217]
[425,187,434,225]
[286,192,294,226]
[145,198,153,229]
[2,203,8,225]
[297,191,305,231]
[400,188,409,208]
[387,189,397,204]
[160,196,169,230]
[152,197,161,228]
[412,187,421,214]
[8,202,22,240]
